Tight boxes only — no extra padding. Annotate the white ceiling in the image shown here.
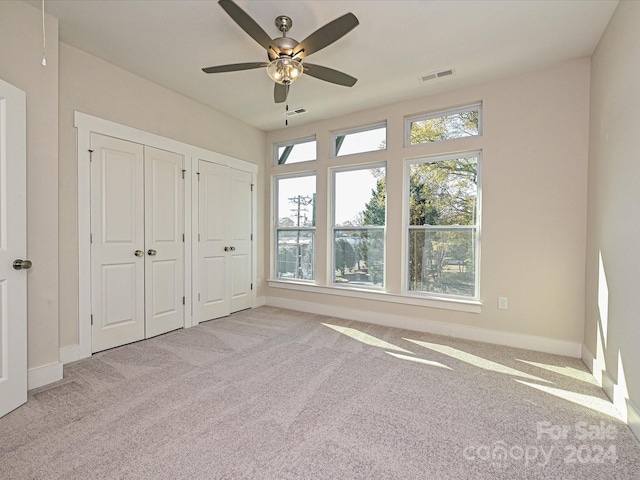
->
[27,0,618,132]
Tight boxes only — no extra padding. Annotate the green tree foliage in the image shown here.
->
[410,110,479,144]
[335,237,356,276]
[358,171,386,286]
[409,158,477,227]
[408,156,478,296]
[363,175,386,226]
[362,111,480,296]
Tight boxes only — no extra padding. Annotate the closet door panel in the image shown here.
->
[229,169,252,313]
[90,134,145,353]
[145,146,184,338]
[198,160,230,321]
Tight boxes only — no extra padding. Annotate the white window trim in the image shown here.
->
[267,279,482,314]
[405,103,483,147]
[403,150,482,301]
[330,163,387,290]
[273,172,317,283]
[331,121,387,158]
[273,135,317,166]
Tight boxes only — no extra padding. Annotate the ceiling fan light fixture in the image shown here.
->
[267,57,303,85]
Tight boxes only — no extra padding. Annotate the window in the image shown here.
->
[406,151,480,299]
[332,122,386,157]
[332,165,386,288]
[274,137,316,165]
[406,104,481,146]
[275,174,316,280]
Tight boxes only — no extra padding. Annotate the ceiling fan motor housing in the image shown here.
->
[269,36,299,61]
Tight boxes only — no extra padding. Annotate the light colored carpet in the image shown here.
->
[1,306,639,479]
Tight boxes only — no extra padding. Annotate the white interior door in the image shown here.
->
[197,161,253,322]
[198,160,229,321]
[91,134,145,353]
[144,146,184,338]
[0,79,27,418]
[229,169,252,313]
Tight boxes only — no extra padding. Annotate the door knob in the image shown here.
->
[230,246,236,251]
[13,259,33,270]
[134,250,144,257]
[147,249,157,256]
[224,246,229,252]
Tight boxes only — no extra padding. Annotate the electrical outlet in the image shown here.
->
[498,297,508,310]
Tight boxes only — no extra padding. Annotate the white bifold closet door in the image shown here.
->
[90,134,184,353]
[198,159,252,323]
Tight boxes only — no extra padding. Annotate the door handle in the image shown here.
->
[224,246,229,252]
[13,259,32,270]
[134,250,144,257]
[147,249,157,256]
[230,246,236,251]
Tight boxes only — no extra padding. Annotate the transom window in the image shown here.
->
[332,165,386,288]
[274,174,316,280]
[406,103,482,146]
[406,151,480,299]
[332,122,387,157]
[274,136,316,165]
[270,101,484,309]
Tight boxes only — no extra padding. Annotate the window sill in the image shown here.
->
[267,280,482,314]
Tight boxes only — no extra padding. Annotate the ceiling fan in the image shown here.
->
[202,0,359,104]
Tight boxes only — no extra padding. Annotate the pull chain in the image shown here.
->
[284,84,290,126]
[41,0,47,66]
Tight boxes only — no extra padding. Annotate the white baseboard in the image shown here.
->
[581,344,596,377]
[59,343,92,365]
[582,344,606,386]
[627,398,640,444]
[265,297,582,357]
[601,369,616,404]
[28,361,63,390]
[581,344,640,443]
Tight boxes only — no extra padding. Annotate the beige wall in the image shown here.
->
[0,1,60,371]
[265,58,590,347]
[58,43,266,348]
[585,0,640,422]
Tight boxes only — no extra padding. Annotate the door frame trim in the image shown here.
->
[64,112,258,364]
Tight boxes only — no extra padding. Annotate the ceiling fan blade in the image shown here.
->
[274,83,288,104]
[303,63,357,87]
[218,0,280,55]
[202,62,267,74]
[293,13,359,60]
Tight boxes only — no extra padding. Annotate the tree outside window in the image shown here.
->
[333,166,386,288]
[407,153,479,298]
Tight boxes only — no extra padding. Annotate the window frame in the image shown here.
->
[273,172,317,282]
[273,135,317,166]
[330,163,387,290]
[405,103,483,147]
[403,150,482,301]
[331,122,387,158]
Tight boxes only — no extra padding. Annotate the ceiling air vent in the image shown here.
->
[419,69,455,83]
[285,108,307,117]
